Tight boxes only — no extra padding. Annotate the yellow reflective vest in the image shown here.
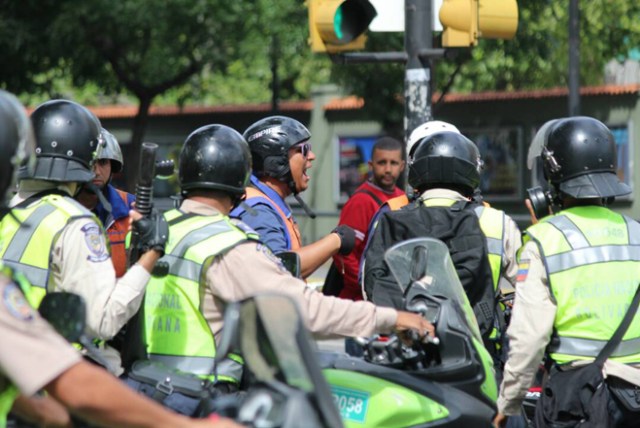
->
[144,209,259,384]
[0,194,96,306]
[525,206,640,364]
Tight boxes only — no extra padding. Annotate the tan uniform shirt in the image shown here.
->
[497,241,640,415]
[0,277,81,396]
[10,181,150,374]
[180,199,399,343]
[419,189,522,289]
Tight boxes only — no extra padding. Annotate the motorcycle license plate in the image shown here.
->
[331,386,370,423]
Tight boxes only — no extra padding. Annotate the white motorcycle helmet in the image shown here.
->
[407,120,460,159]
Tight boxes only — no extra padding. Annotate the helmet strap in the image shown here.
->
[293,193,316,219]
[84,182,112,214]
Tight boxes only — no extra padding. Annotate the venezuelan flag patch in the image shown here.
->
[516,261,530,283]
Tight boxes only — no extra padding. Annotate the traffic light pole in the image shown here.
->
[404,0,433,142]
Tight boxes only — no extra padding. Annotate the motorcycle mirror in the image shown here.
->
[38,292,86,343]
[214,302,241,364]
[275,251,301,278]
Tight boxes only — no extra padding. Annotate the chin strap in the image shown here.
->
[83,182,112,214]
[284,174,316,219]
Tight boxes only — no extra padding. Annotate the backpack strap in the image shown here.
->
[353,188,384,207]
[595,282,640,366]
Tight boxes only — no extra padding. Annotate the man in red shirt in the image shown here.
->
[333,137,405,301]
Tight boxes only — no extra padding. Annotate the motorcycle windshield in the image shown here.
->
[239,295,315,391]
[238,294,344,428]
[384,237,482,342]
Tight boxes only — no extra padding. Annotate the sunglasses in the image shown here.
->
[294,142,312,158]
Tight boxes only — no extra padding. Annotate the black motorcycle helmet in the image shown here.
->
[27,99,102,183]
[408,131,482,195]
[243,116,310,191]
[0,90,36,203]
[528,116,631,199]
[179,124,251,197]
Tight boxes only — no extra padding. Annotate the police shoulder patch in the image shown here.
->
[81,222,109,262]
[230,218,257,235]
[256,243,287,273]
[2,281,35,321]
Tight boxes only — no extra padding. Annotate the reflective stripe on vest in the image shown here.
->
[474,205,505,291]
[245,186,301,250]
[525,206,640,364]
[0,195,95,306]
[422,198,505,291]
[145,210,257,383]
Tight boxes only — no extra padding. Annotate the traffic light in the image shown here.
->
[439,0,518,47]
[308,0,377,53]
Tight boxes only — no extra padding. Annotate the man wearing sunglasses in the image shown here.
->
[231,115,355,279]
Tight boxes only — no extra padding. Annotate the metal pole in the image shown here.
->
[568,0,580,116]
[271,34,280,114]
[404,0,433,143]
[402,0,432,192]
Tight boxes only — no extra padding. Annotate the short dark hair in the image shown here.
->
[372,136,403,155]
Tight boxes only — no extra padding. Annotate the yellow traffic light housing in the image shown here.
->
[439,0,518,47]
[308,0,377,53]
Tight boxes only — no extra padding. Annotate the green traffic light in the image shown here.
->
[334,7,344,41]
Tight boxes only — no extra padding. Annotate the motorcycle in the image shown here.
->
[320,237,498,427]
[38,291,343,428]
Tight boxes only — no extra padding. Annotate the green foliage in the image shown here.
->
[332,0,640,128]
[2,0,639,121]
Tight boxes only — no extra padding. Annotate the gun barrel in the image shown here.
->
[135,142,158,218]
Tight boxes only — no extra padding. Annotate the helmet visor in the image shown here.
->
[527,120,559,170]
[90,133,106,168]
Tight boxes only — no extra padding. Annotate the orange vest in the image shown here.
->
[386,194,410,211]
[107,189,131,277]
[245,186,302,250]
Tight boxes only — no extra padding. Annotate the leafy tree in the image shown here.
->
[0,0,331,190]
[331,0,640,130]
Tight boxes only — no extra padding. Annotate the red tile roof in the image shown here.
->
[435,84,640,103]
[87,100,315,119]
[33,84,639,119]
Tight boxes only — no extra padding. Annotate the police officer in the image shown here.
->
[360,120,465,298]
[494,117,640,427]
[138,124,434,406]
[364,130,521,341]
[230,116,355,279]
[0,90,240,428]
[77,127,135,277]
[0,99,167,376]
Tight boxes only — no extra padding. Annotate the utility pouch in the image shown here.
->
[607,376,640,412]
[535,363,611,428]
[128,360,212,399]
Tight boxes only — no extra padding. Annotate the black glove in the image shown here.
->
[333,225,356,255]
[132,209,169,256]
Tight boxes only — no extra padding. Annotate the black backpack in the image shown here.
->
[364,199,495,339]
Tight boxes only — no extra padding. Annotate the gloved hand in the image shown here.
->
[333,225,356,255]
[132,209,169,256]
